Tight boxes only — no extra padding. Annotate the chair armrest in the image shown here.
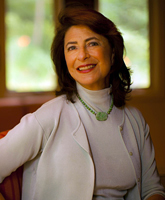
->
[0,130,23,200]
[0,193,5,200]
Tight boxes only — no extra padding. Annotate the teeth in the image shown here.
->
[78,65,95,71]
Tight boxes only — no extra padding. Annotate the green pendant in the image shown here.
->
[96,112,108,121]
[77,93,113,122]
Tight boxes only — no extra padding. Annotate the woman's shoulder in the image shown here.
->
[124,105,149,136]
[33,95,68,123]
[24,95,72,137]
[35,95,70,114]
[40,95,67,108]
[124,105,145,122]
[34,94,78,124]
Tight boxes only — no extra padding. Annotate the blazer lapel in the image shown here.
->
[72,119,91,155]
[69,102,91,155]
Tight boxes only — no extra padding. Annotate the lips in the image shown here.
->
[77,64,96,71]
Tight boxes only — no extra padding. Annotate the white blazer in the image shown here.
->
[0,95,164,200]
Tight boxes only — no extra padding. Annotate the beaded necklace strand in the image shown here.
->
[77,93,114,121]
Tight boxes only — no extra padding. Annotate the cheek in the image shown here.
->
[103,48,112,66]
[65,52,76,69]
[99,50,111,68]
[65,58,76,78]
[64,53,69,65]
[65,55,72,71]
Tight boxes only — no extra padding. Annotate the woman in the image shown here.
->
[0,5,165,200]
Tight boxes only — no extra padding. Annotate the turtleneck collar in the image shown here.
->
[76,82,112,112]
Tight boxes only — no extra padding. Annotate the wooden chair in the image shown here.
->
[0,130,23,200]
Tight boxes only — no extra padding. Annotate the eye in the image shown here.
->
[67,46,77,51]
[88,42,99,47]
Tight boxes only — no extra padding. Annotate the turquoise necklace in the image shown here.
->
[77,93,113,121]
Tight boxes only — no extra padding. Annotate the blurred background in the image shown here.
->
[5,0,150,92]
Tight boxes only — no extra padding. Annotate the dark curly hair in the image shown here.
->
[51,5,131,107]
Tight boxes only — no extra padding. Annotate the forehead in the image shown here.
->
[64,25,106,43]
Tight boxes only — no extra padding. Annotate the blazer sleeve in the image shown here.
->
[130,108,165,199]
[0,113,46,183]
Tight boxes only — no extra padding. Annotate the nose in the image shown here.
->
[77,47,90,61]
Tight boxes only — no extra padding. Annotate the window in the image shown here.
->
[5,0,57,93]
[0,0,163,99]
[99,0,150,89]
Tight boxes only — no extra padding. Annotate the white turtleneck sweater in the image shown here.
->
[75,83,136,199]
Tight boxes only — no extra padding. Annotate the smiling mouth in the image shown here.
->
[78,64,96,71]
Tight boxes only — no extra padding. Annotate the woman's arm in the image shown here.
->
[147,194,165,200]
[128,108,165,199]
[0,193,5,200]
[0,113,45,183]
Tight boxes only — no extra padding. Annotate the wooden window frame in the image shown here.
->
[0,0,62,105]
[130,0,165,103]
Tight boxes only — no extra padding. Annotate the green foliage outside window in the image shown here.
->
[99,0,150,88]
[6,0,149,92]
[6,0,56,92]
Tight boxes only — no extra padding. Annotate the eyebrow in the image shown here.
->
[65,37,99,48]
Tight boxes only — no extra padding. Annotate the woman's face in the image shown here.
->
[64,25,114,90]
